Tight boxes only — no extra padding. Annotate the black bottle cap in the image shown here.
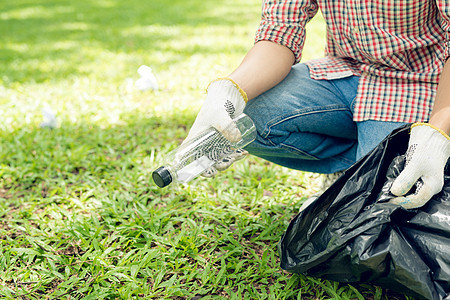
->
[152,166,172,188]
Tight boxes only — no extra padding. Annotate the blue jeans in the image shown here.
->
[243,63,407,174]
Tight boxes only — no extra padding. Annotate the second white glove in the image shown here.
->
[389,123,450,209]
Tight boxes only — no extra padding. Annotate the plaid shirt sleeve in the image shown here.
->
[254,0,319,63]
[437,0,450,61]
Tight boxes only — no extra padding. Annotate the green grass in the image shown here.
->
[0,0,413,299]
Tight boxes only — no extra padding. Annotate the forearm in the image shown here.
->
[429,59,450,134]
[228,41,295,101]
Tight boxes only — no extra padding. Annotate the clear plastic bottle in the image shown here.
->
[152,114,256,187]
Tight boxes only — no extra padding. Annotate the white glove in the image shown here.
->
[201,148,249,177]
[389,123,450,209]
[184,78,249,177]
[185,78,247,142]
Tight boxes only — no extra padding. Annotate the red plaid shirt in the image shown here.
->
[255,0,450,123]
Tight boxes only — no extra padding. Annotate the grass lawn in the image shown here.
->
[0,0,414,299]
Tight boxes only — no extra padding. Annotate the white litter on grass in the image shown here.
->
[135,65,158,91]
[40,104,58,128]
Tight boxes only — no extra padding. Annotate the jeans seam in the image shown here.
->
[276,142,356,164]
[350,95,357,113]
[328,76,359,113]
[263,106,350,139]
[279,143,320,160]
[333,153,356,165]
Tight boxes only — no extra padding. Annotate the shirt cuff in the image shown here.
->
[254,20,305,64]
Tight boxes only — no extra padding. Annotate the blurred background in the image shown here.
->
[0,0,326,132]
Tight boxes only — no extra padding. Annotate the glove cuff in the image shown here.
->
[207,78,248,103]
[411,123,450,140]
[411,123,450,157]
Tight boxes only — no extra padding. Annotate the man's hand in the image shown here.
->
[201,148,249,177]
[183,78,248,177]
[184,78,247,143]
[389,123,450,209]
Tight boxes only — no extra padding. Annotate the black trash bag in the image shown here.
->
[279,125,450,300]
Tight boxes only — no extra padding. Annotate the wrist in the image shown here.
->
[412,123,450,140]
[207,78,248,103]
[428,107,450,135]
[411,123,450,157]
